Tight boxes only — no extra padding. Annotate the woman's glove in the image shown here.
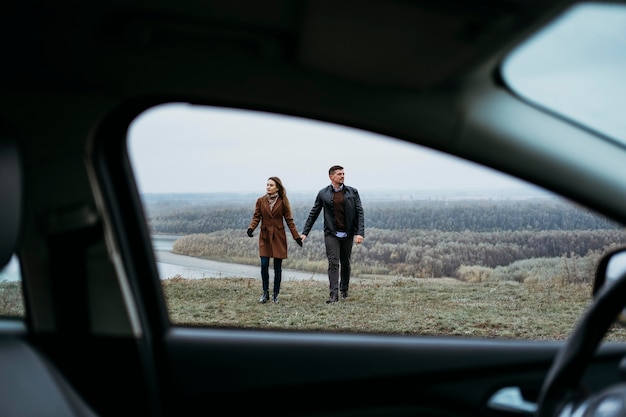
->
[295,237,303,247]
[247,228,254,238]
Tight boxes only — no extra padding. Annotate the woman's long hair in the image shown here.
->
[268,176,293,215]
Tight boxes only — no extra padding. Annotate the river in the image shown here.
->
[0,236,325,283]
[0,256,20,282]
[154,235,325,281]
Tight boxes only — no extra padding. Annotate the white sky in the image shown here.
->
[502,3,626,147]
[127,103,534,195]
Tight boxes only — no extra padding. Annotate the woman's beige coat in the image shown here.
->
[248,195,300,259]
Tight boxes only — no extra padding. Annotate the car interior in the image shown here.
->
[1,1,626,417]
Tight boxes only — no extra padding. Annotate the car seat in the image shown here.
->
[0,134,99,417]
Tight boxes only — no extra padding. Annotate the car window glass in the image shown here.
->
[0,254,24,318]
[501,2,626,148]
[128,103,626,340]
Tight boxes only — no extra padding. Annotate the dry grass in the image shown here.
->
[162,276,626,341]
[3,277,626,342]
[0,282,24,318]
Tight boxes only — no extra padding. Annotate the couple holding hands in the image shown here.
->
[247,165,365,304]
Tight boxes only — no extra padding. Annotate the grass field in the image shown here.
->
[162,276,626,341]
[3,276,626,341]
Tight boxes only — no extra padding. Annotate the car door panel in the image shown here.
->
[161,328,626,417]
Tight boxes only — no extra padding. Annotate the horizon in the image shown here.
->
[140,186,556,203]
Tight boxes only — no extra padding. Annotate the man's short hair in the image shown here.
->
[329,165,343,175]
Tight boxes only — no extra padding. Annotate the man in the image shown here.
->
[300,165,365,303]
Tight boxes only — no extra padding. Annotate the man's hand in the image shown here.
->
[247,228,254,238]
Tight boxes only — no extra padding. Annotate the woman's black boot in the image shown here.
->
[259,291,269,303]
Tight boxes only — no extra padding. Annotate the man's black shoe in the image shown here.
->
[326,294,338,303]
[341,290,348,300]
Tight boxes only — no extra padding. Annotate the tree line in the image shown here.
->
[145,196,620,234]
[170,228,625,283]
[144,195,626,283]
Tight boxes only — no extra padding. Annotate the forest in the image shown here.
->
[143,193,626,284]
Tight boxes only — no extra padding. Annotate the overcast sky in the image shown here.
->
[502,3,626,148]
[127,103,536,196]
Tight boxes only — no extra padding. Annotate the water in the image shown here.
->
[152,234,181,251]
[0,236,322,282]
[0,236,181,283]
[0,255,21,282]
[0,237,209,283]
[153,235,323,281]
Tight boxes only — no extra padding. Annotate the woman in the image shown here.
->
[247,177,302,303]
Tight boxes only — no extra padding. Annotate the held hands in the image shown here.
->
[295,237,303,247]
[247,228,254,238]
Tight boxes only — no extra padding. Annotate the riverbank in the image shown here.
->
[153,234,325,281]
[156,250,325,281]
